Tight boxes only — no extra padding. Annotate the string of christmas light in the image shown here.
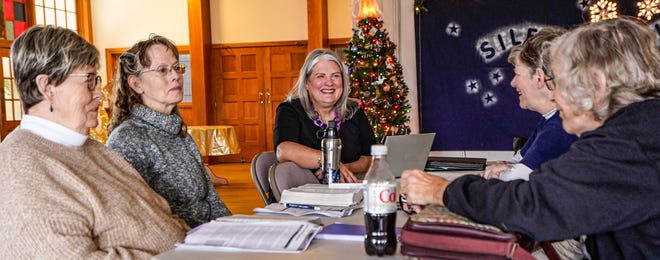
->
[590,0,619,22]
[637,0,660,20]
[346,0,411,143]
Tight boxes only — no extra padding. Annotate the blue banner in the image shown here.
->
[416,0,641,150]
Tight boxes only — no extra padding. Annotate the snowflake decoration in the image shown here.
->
[637,0,660,21]
[590,0,619,23]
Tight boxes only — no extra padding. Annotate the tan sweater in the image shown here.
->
[0,129,188,259]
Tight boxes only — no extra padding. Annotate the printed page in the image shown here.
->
[179,219,322,253]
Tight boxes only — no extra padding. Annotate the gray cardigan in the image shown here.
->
[107,104,231,227]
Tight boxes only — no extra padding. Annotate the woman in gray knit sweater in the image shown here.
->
[107,35,231,228]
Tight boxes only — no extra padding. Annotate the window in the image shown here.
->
[33,0,77,30]
[2,0,29,40]
[3,56,20,121]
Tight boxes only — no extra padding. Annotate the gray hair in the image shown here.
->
[10,25,99,112]
[550,17,660,121]
[286,49,357,121]
[510,27,566,79]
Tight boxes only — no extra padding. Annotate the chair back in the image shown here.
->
[250,151,278,205]
[268,161,320,202]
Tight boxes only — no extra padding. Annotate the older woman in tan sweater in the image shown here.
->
[0,25,188,259]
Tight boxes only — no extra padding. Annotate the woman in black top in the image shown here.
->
[274,49,376,183]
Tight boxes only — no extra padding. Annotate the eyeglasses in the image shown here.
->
[541,65,557,91]
[399,194,417,215]
[544,77,556,91]
[142,63,186,77]
[69,73,102,91]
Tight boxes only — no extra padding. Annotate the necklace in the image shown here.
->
[313,109,341,139]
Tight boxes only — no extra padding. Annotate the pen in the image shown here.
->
[285,203,321,210]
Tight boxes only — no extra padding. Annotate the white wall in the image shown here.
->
[91,0,190,82]
[210,0,308,43]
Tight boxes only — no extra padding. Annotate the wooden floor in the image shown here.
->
[208,162,264,215]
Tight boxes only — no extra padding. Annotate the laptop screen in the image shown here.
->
[383,133,435,178]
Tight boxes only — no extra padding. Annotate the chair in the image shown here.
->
[250,151,278,205]
[268,161,320,202]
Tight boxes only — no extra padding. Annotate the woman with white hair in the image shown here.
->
[401,17,660,259]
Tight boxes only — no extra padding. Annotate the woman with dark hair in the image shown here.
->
[0,25,187,258]
[107,35,231,228]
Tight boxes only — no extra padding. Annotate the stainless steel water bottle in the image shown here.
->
[321,120,341,184]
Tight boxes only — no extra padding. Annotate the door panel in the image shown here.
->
[212,44,308,162]
[213,48,266,162]
[264,46,308,151]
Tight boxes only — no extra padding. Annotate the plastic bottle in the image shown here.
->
[363,144,397,256]
[321,120,341,184]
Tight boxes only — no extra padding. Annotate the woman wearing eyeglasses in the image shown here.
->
[484,27,578,182]
[0,25,187,258]
[107,35,231,228]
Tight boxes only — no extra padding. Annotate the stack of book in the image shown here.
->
[279,184,363,207]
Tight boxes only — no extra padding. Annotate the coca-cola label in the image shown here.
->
[364,183,397,214]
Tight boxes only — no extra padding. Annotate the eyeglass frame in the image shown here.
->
[69,73,102,91]
[141,63,186,77]
[542,66,556,91]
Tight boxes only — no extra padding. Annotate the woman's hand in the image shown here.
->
[338,163,359,183]
[400,169,450,206]
[483,161,512,179]
[313,164,358,183]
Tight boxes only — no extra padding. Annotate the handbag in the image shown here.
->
[400,205,534,259]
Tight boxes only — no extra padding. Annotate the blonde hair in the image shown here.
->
[550,17,660,120]
[286,49,359,121]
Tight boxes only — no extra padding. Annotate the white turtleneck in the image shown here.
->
[20,115,88,147]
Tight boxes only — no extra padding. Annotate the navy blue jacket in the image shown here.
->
[445,99,660,259]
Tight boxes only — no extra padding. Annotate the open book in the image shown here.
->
[176,217,322,253]
[280,184,363,207]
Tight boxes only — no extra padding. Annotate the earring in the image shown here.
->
[49,103,53,112]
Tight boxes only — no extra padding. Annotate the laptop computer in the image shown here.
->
[384,133,436,178]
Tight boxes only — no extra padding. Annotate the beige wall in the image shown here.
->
[89,1,512,158]
[211,0,307,43]
[91,0,190,82]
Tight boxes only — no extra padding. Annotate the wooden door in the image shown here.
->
[0,48,21,139]
[212,44,308,162]
[263,45,308,151]
[213,47,266,162]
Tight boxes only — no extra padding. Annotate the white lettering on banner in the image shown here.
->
[475,22,546,63]
[365,183,397,214]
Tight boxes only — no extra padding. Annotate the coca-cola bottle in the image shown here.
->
[363,144,397,256]
[321,120,341,184]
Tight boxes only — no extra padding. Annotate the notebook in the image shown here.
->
[383,133,436,178]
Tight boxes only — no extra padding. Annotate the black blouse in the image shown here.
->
[273,98,376,165]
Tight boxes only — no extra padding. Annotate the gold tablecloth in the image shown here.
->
[187,125,241,156]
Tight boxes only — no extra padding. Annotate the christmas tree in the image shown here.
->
[345,0,411,144]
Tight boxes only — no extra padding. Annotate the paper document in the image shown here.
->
[253,203,360,218]
[280,184,363,207]
[177,218,322,253]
